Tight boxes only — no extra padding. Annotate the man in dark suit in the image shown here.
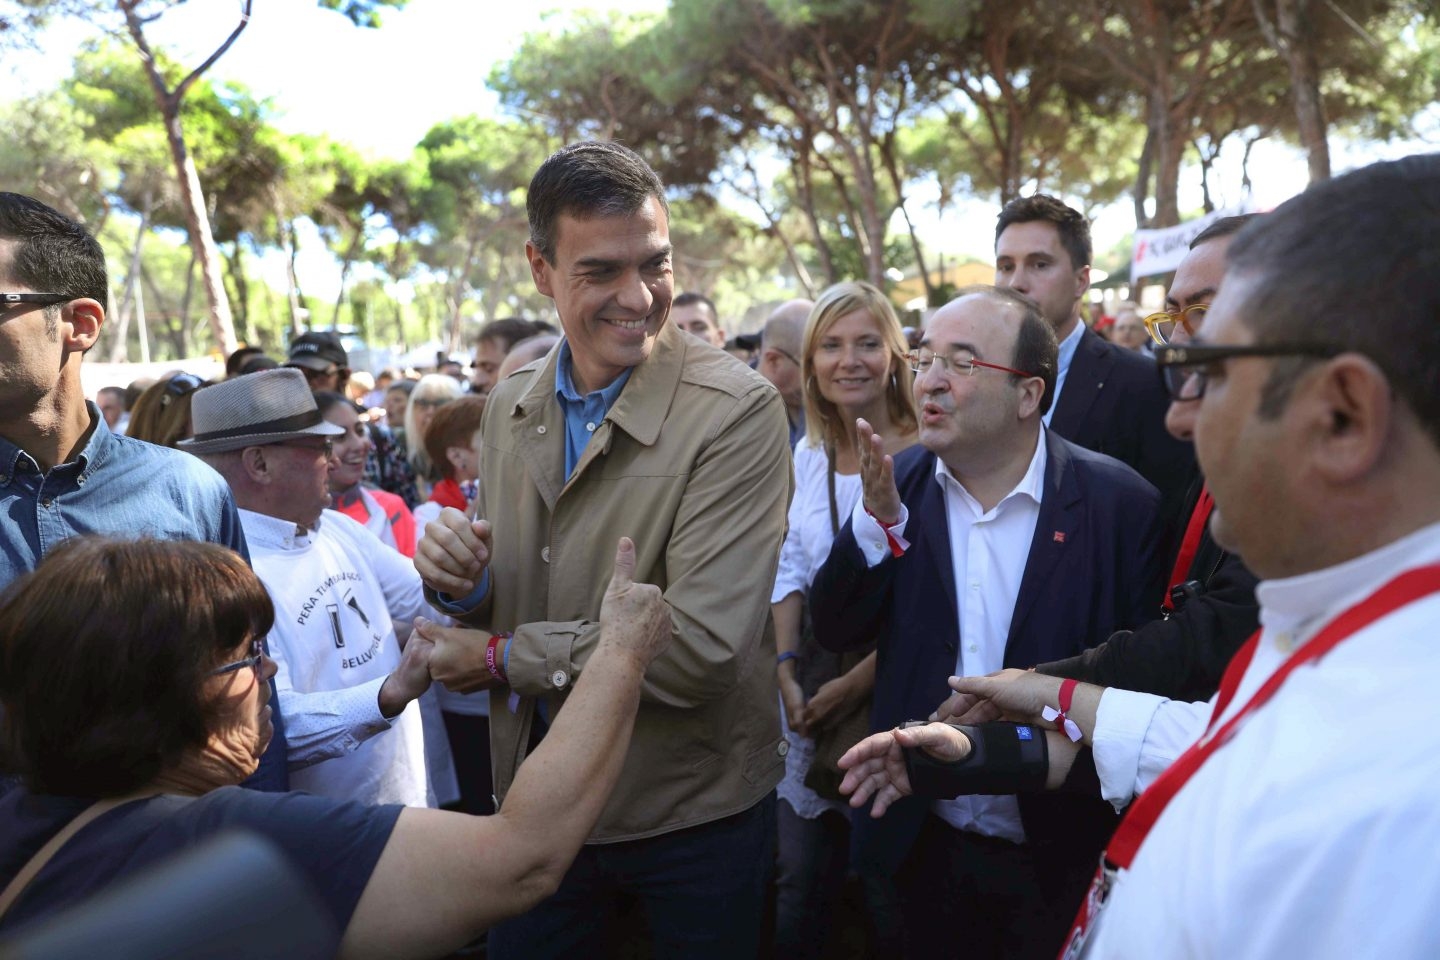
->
[811,285,1164,959]
[994,195,1195,526]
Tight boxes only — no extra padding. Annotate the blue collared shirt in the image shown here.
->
[1043,320,1086,428]
[554,340,632,480]
[0,405,250,583]
[0,405,289,791]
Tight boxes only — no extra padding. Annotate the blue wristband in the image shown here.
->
[777,651,799,666]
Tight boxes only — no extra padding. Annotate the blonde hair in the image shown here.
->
[801,281,917,449]
[404,373,463,480]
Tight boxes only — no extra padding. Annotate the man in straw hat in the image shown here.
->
[184,368,439,807]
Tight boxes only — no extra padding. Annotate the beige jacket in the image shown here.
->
[464,322,793,841]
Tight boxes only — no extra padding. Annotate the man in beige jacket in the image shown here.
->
[413,141,793,959]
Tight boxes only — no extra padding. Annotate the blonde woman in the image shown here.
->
[770,281,917,956]
[403,373,463,502]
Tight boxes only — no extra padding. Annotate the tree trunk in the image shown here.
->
[108,195,150,363]
[1132,113,1157,229]
[143,265,185,359]
[225,242,251,336]
[331,223,365,327]
[791,147,838,286]
[132,270,151,364]
[1256,0,1330,182]
[280,217,305,335]
[121,1,244,357]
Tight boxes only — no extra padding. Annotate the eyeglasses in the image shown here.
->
[160,373,205,407]
[772,347,801,367]
[0,292,69,309]
[907,347,1035,379]
[271,437,335,458]
[1154,341,1342,401]
[209,637,265,677]
[298,365,339,382]
[1142,304,1208,346]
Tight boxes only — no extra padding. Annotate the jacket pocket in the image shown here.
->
[742,736,787,785]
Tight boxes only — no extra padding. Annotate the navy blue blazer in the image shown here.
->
[1051,327,1196,528]
[810,428,1165,876]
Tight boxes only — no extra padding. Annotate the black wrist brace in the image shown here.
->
[903,722,1049,797]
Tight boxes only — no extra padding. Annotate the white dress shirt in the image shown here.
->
[243,508,435,807]
[1086,520,1440,958]
[853,431,1047,843]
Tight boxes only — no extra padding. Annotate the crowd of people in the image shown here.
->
[1,142,1438,960]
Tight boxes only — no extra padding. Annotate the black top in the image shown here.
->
[1037,477,1260,701]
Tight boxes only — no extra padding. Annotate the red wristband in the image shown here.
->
[863,505,910,558]
[485,632,510,684]
[1042,678,1083,742]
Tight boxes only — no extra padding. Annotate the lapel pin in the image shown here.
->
[1053,531,1066,543]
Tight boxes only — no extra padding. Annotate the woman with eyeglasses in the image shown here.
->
[124,372,209,447]
[402,374,463,502]
[771,281,917,957]
[0,535,672,957]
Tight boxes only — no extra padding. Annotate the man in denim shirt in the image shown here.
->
[0,192,287,791]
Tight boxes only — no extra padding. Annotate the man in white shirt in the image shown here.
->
[842,156,1440,959]
[183,369,438,807]
[810,284,1165,958]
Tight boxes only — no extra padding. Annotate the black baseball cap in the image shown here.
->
[286,331,348,372]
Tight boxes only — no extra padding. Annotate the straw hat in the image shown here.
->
[179,368,345,454]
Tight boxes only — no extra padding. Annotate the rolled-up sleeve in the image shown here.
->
[1093,688,1214,810]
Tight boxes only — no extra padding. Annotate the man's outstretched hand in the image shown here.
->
[837,723,973,817]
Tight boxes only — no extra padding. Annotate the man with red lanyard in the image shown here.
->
[839,155,1440,958]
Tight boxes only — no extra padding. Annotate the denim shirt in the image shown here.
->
[0,405,289,791]
[0,405,249,581]
[555,340,633,480]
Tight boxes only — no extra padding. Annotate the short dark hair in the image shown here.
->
[423,395,488,481]
[527,141,668,264]
[995,194,1092,270]
[1226,155,1440,450]
[952,284,1059,417]
[0,538,274,797]
[477,317,539,353]
[97,385,125,403]
[0,192,109,325]
[226,346,266,377]
[673,291,718,321]
[1190,213,1260,250]
[311,390,358,418]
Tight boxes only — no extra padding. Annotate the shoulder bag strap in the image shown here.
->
[825,442,840,537]
[0,793,157,923]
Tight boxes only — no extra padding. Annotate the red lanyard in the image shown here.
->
[1161,485,1214,611]
[1107,562,1440,870]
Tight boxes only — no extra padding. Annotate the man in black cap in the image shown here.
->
[286,331,350,394]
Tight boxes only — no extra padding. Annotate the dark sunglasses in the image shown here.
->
[161,373,206,407]
[0,292,69,309]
